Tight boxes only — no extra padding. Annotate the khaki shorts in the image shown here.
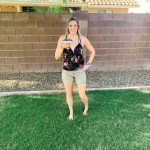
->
[62,69,86,84]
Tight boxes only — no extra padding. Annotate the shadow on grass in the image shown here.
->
[0,89,150,150]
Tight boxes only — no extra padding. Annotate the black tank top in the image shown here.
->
[62,35,85,71]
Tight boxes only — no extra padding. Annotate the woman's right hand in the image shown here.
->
[61,42,70,49]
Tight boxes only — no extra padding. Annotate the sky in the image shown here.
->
[129,0,150,13]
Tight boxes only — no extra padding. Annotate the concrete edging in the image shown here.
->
[0,86,150,97]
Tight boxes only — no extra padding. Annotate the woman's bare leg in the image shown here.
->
[77,84,88,115]
[63,82,74,120]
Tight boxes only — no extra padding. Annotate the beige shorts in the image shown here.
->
[62,69,86,84]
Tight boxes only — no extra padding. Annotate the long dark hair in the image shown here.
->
[66,17,80,36]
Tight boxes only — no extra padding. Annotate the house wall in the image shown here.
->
[82,7,128,13]
[113,8,128,13]
[0,13,150,73]
[0,4,129,13]
[0,5,17,12]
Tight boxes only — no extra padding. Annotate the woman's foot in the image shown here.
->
[83,106,88,116]
[68,114,73,120]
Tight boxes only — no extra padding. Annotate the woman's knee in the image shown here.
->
[78,92,87,100]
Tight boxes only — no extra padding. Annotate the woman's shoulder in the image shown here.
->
[80,35,89,44]
[59,35,66,40]
[80,35,86,40]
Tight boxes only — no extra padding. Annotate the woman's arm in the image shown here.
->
[83,36,95,65]
[55,35,64,60]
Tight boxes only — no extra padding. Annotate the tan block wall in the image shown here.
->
[87,14,150,71]
[0,13,87,73]
[0,13,61,73]
[0,13,150,73]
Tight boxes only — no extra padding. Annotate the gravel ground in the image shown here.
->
[0,70,150,92]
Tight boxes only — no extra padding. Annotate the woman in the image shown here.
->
[55,17,95,120]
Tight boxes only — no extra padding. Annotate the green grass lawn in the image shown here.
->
[0,90,150,150]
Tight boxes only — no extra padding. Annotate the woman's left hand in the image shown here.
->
[81,65,89,71]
